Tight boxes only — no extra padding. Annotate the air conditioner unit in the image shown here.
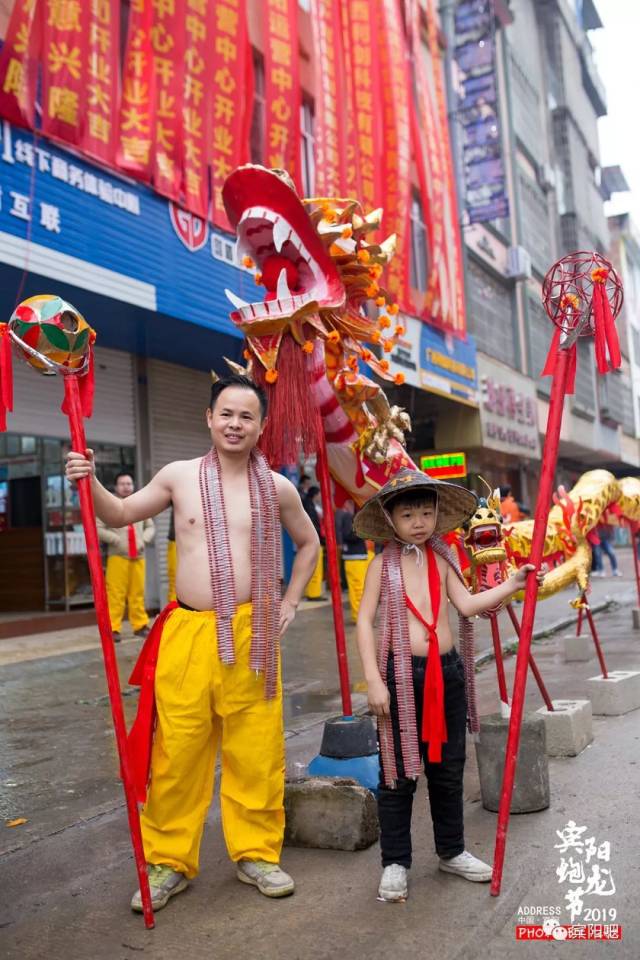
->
[537,163,556,193]
[506,245,532,280]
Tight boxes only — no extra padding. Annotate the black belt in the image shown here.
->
[178,599,197,611]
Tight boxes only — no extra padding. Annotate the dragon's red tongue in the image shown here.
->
[261,255,299,292]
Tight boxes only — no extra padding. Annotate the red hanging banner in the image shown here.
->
[116,0,155,181]
[309,0,346,198]
[346,0,381,212]
[262,0,301,188]
[82,0,120,166]
[378,0,412,308]
[181,0,215,218]
[40,0,91,145]
[150,0,185,202]
[210,0,250,231]
[426,0,466,334]
[0,0,42,130]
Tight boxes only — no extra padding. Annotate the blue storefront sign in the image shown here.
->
[0,121,248,360]
[419,323,478,406]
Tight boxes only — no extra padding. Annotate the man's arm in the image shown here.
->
[355,555,389,716]
[445,562,544,618]
[275,474,320,635]
[65,449,174,526]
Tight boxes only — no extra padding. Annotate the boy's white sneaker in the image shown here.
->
[378,864,408,901]
[131,864,188,912]
[439,850,492,882]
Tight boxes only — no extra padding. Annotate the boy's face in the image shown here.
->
[389,499,436,545]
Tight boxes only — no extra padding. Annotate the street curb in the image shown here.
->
[474,596,618,669]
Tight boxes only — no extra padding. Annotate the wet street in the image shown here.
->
[1,552,639,957]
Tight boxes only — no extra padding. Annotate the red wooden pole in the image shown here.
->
[630,522,640,608]
[489,613,509,708]
[64,376,154,928]
[315,430,353,717]
[505,604,554,712]
[576,604,583,637]
[491,347,570,897]
[583,595,608,679]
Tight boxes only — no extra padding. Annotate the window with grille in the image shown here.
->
[410,190,429,292]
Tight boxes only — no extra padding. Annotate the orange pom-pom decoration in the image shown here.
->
[591,267,609,284]
[383,339,394,353]
[347,355,359,371]
[265,368,278,383]
[394,372,405,385]
[379,314,391,329]
[241,255,254,268]
[388,303,399,315]
[357,248,371,263]
[254,272,263,285]
[379,359,390,372]
[366,284,379,297]
[362,349,373,362]
[341,227,353,239]
[375,296,386,307]
[395,325,406,337]
[370,329,381,343]
[302,340,314,354]
[327,330,341,343]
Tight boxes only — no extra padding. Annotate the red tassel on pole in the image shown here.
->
[540,327,577,394]
[78,342,96,418]
[591,269,621,374]
[0,324,14,431]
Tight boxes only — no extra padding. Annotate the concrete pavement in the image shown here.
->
[1,550,639,957]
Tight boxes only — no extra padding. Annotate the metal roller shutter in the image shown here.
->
[7,346,137,445]
[147,359,211,602]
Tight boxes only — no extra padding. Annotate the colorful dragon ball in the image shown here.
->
[9,295,92,374]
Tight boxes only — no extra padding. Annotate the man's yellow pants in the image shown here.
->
[166,540,177,602]
[344,557,371,622]
[105,555,148,633]
[140,603,285,878]
[305,547,324,598]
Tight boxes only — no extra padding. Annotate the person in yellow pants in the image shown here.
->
[140,604,284,879]
[97,471,155,640]
[336,500,372,622]
[302,484,325,600]
[166,507,177,602]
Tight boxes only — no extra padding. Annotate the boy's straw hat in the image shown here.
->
[353,468,478,542]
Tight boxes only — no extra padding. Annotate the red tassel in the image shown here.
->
[540,327,577,394]
[0,327,14,432]
[78,346,95,418]
[252,334,320,467]
[592,281,621,374]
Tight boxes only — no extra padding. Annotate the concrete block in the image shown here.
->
[536,700,593,757]
[284,776,379,850]
[563,633,592,662]
[632,608,640,631]
[586,670,640,716]
[474,713,550,813]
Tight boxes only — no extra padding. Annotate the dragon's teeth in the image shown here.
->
[276,267,291,301]
[224,288,250,310]
[273,217,290,253]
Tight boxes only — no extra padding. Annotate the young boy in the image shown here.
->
[354,468,542,902]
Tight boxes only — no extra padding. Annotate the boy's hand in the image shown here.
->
[513,563,546,589]
[65,449,95,484]
[367,676,390,717]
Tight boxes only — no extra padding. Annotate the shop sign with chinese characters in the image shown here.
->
[478,354,540,458]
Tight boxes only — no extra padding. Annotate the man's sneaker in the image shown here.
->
[612,570,623,577]
[130,864,188,912]
[134,626,150,637]
[113,632,121,643]
[236,860,295,898]
[439,850,492,882]
[378,864,408,901]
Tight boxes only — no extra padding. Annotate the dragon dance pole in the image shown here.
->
[315,426,353,717]
[489,613,509,709]
[490,345,570,897]
[630,522,640,609]
[64,376,155,928]
[505,604,554,711]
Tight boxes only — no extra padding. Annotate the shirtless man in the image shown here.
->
[65,373,319,913]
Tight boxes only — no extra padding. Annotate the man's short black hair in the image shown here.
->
[209,373,268,420]
[385,488,437,511]
[499,485,512,499]
[114,471,134,484]
[307,485,320,498]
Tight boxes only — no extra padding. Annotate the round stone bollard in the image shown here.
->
[474,712,550,813]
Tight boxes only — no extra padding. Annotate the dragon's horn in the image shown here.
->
[211,369,220,383]
[223,356,251,377]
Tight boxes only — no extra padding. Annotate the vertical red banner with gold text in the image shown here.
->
[0,0,42,129]
[117,0,155,181]
[150,0,185,202]
[263,0,301,188]
[346,0,381,213]
[210,0,249,230]
[379,0,412,308]
[82,0,120,166]
[427,0,466,333]
[181,0,214,218]
[309,0,346,197]
[41,0,91,145]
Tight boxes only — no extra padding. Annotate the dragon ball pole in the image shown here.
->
[64,375,155,928]
[315,429,353,718]
[630,522,640,609]
[490,345,571,897]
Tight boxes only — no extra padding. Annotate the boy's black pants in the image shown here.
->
[378,649,467,868]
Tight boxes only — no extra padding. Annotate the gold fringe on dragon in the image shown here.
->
[463,470,640,606]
